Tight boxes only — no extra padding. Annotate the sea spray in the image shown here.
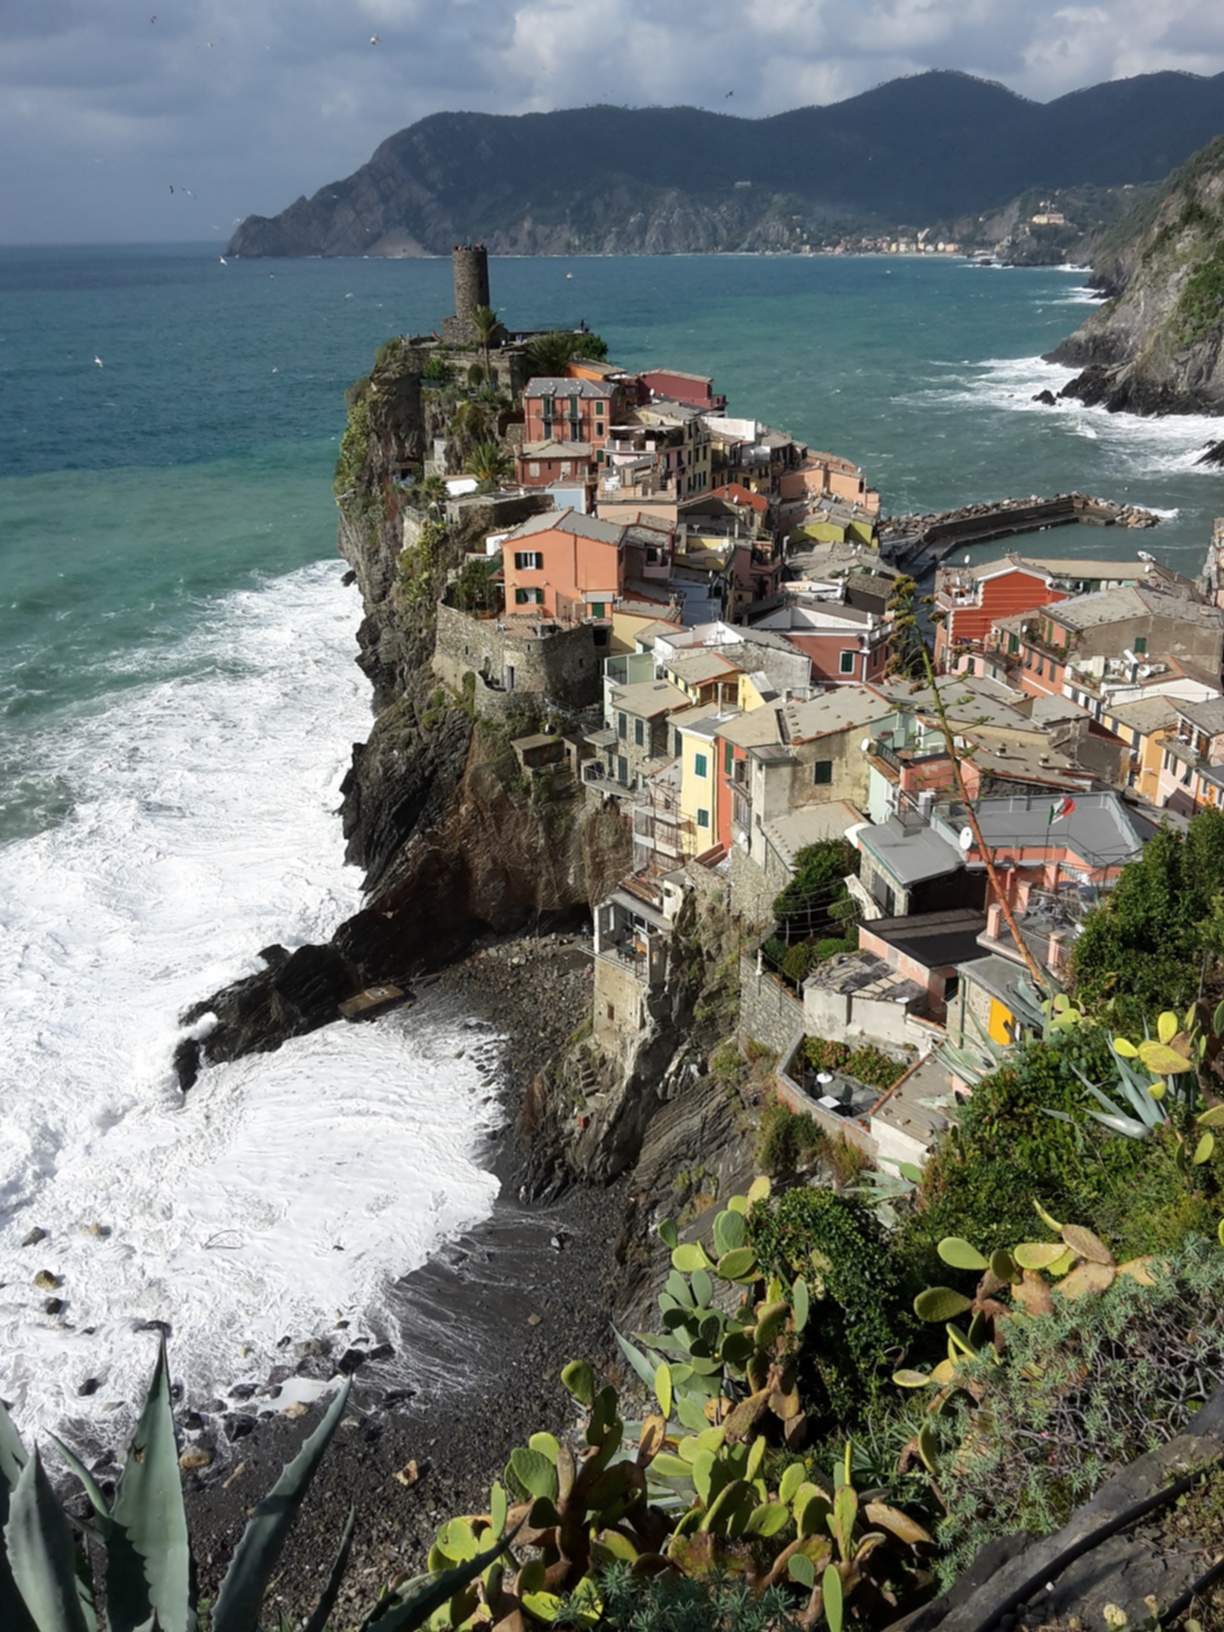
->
[0,561,501,1435]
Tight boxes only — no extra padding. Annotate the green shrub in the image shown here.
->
[895,1025,1202,1275]
[772,840,858,943]
[749,1185,911,1424]
[561,1562,801,1630]
[1070,811,1224,1024]
[756,1099,827,1176]
[802,1037,900,1092]
[334,388,372,497]
[781,940,819,984]
[804,1037,850,1073]
[815,934,856,960]
[934,1238,1224,1584]
[826,1137,873,1186]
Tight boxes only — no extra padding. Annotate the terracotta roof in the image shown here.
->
[709,482,768,514]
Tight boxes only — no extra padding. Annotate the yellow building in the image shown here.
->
[737,670,771,712]
[1099,696,1180,805]
[675,708,724,855]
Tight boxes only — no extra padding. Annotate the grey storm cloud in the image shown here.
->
[3,0,1224,242]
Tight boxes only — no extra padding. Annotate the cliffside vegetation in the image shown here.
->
[1050,133,1224,413]
[228,71,1224,259]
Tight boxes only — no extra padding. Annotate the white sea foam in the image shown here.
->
[0,563,501,1436]
[914,354,1224,475]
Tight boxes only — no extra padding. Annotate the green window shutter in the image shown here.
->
[698,808,710,828]
[724,742,733,775]
[695,752,708,777]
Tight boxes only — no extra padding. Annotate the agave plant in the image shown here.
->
[0,1340,512,1632]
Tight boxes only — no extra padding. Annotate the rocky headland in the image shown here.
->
[171,331,759,1611]
[1048,135,1224,416]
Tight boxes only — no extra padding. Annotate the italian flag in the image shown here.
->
[1048,795,1076,825]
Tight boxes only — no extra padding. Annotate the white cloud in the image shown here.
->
[2,0,1224,241]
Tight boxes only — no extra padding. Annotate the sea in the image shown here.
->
[1,244,1221,1436]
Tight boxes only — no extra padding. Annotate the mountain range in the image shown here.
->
[228,69,1224,259]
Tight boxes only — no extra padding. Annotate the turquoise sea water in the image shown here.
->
[1,242,1222,1432]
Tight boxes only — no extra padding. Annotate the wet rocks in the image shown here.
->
[179,1445,214,1471]
[1032,388,1057,406]
[226,1414,256,1440]
[78,1377,100,1397]
[336,1347,368,1375]
[229,1382,257,1401]
[1198,439,1224,467]
[34,1269,61,1291]
[21,1226,48,1247]
[43,1297,64,1315]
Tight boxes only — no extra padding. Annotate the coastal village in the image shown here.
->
[409,245,1224,1182]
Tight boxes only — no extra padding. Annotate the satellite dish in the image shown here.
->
[959,826,974,851]
[816,1072,834,1085]
[963,555,971,565]
[860,737,873,753]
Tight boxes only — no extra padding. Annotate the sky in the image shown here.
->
[4,0,1224,244]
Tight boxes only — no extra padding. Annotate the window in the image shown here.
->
[694,752,709,777]
[812,759,833,786]
[618,755,628,784]
[617,712,627,740]
[697,808,710,829]
[1007,633,1019,655]
[528,463,540,478]
[591,601,605,619]
[838,650,856,675]
[1134,636,1148,655]
[634,718,644,747]
[560,462,571,477]
[1036,656,1045,676]
[514,587,543,605]
[724,742,733,776]
[514,551,543,570]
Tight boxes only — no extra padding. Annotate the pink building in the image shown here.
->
[523,378,624,449]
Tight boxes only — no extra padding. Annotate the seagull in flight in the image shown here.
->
[218,256,228,266]
[94,356,104,368]
[369,33,380,45]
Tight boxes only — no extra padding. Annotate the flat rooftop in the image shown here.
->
[865,909,988,970]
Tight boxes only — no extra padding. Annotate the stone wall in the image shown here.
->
[433,603,601,712]
[738,949,805,1058]
[729,845,776,930]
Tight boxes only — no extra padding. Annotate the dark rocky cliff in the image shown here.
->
[182,342,630,1073]
[1049,136,1224,414]
[227,71,1224,259]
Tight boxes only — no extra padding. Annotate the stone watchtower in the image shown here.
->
[442,244,490,345]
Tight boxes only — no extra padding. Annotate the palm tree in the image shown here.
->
[467,439,513,490]
[415,472,448,515]
[528,330,581,376]
[471,304,503,385]
[449,397,493,452]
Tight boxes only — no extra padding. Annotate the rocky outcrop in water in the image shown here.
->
[1048,135,1224,416]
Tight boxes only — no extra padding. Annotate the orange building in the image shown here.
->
[501,508,626,619]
